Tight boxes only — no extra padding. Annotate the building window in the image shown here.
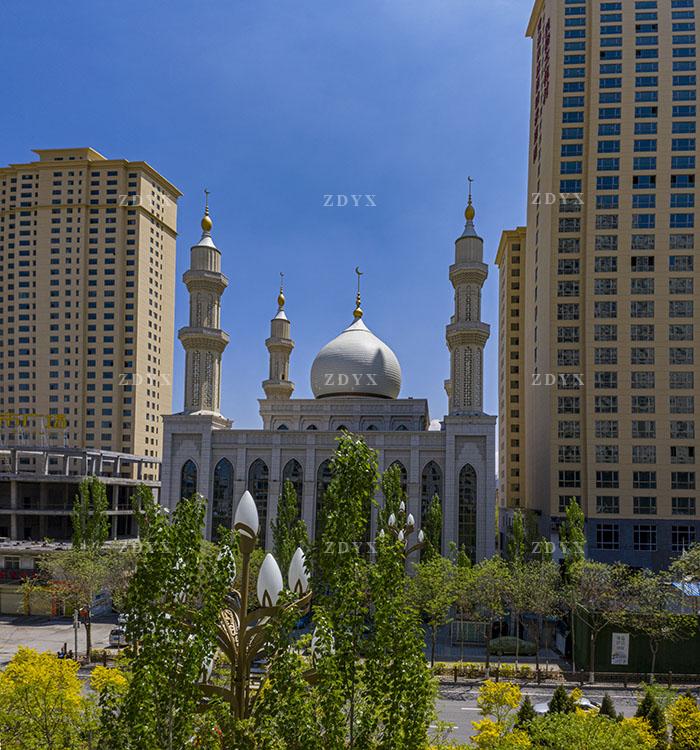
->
[672,497,696,516]
[248,459,269,548]
[458,464,478,562]
[633,496,657,515]
[421,461,443,534]
[672,526,696,553]
[180,460,197,501]
[633,524,657,552]
[211,458,234,542]
[282,459,304,517]
[596,523,619,550]
[315,460,333,540]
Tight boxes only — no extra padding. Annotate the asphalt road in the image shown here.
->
[0,615,116,664]
[435,685,642,744]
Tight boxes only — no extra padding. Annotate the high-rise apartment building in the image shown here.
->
[504,0,698,567]
[496,227,527,513]
[0,148,180,479]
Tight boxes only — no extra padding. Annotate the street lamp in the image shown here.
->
[386,500,425,556]
[199,491,312,720]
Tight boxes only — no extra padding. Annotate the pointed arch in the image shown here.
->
[315,459,333,540]
[388,460,408,496]
[282,459,304,517]
[458,464,478,562]
[248,459,269,548]
[180,459,197,501]
[421,461,443,522]
[211,458,234,541]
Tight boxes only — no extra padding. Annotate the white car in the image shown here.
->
[533,696,600,715]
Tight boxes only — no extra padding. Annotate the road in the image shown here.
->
[0,615,116,664]
[435,684,642,744]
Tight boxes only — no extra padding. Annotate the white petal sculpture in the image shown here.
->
[399,501,406,513]
[406,513,415,528]
[418,529,425,543]
[288,547,309,594]
[257,553,284,607]
[388,513,396,528]
[234,491,259,538]
[398,529,405,542]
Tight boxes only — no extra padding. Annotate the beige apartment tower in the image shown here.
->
[502,0,698,567]
[0,148,180,480]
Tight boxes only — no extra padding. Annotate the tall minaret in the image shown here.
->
[445,179,490,416]
[178,193,229,414]
[263,274,295,399]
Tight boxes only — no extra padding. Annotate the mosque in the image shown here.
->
[161,190,496,560]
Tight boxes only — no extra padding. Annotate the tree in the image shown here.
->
[529,712,657,750]
[522,557,563,673]
[548,684,576,714]
[559,498,585,672]
[599,693,618,720]
[410,554,456,667]
[463,556,511,675]
[272,479,309,575]
[572,561,626,683]
[311,433,378,747]
[72,475,110,550]
[515,696,536,729]
[636,689,667,749]
[0,647,87,749]
[667,694,700,750]
[453,551,473,663]
[617,570,697,680]
[669,542,700,583]
[34,548,132,657]
[507,510,526,567]
[422,494,442,561]
[113,494,236,750]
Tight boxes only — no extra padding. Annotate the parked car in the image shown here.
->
[109,628,128,648]
[533,696,600,715]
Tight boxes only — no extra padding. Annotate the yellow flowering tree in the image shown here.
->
[472,681,532,749]
[668,695,700,750]
[0,647,87,749]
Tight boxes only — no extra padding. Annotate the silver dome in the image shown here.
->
[310,318,402,399]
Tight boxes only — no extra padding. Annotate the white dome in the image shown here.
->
[310,318,402,399]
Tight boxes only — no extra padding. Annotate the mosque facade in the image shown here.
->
[161,194,497,560]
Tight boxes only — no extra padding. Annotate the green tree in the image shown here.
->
[669,542,700,583]
[272,479,309,575]
[599,693,618,720]
[72,475,110,550]
[410,554,457,667]
[636,689,668,749]
[515,695,536,729]
[110,494,236,750]
[548,684,576,714]
[523,557,563,673]
[507,510,526,566]
[617,570,697,681]
[0,647,88,749]
[573,561,626,683]
[667,694,700,750]
[311,433,378,747]
[463,556,511,675]
[559,498,585,673]
[422,494,442,562]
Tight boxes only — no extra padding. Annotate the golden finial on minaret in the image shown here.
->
[201,188,213,232]
[278,272,286,309]
[465,176,475,222]
[353,266,364,319]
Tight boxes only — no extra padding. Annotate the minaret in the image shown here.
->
[262,274,295,399]
[179,193,230,414]
[445,179,490,415]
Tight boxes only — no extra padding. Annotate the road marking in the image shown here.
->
[461,707,481,711]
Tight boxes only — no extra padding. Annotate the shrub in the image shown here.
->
[487,637,536,656]
[548,684,576,714]
[599,693,617,720]
[515,696,536,729]
[667,695,700,750]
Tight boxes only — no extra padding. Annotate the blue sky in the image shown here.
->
[2,0,533,429]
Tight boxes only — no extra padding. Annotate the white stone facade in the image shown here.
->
[162,199,497,561]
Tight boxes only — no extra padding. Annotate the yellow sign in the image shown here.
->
[0,413,67,429]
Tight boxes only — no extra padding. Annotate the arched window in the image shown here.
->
[315,459,333,540]
[395,424,408,431]
[277,424,289,431]
[458,464,478,562]
[248,459,269,548]
[366,424,378,431]
[211,459,234,541]
[282,459,303,517]
[421,461,443,522]
[388,460,408,496]
[180,460,197,501]
[306,424,318,431]
[336,424,347,431]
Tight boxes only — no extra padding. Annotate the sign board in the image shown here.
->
[611,632,630,666]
